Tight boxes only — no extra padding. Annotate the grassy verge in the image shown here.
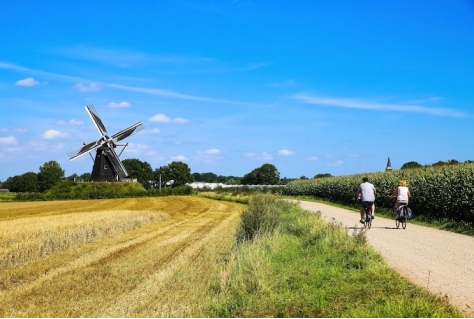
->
[0,192,16,202]
[205,194,462,317]
[284,195,474,236]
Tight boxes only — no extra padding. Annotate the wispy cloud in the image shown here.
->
[15,77,39,87]
[278,149,294,156]
[57,119,84,126]
[42,129,70,139]
[170,155,188,162]
[292,94,467,117]
[0,136,17,145]
[74,83,100,92]
[149,113,190,123]
[1,61,271,107]
[108,101,131,108]
[51,45,212,68]
[203,148,221,155]
[245,151,274,160]
[328,160,344,166]
[306,156,319,161]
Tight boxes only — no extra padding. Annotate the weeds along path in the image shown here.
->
[296,200,474,317]
[0,196,242,317]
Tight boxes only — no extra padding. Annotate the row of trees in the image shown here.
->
[4,157,469,194]
[400,159,473,169]
[0,160,284,193]
[1,161,65,193]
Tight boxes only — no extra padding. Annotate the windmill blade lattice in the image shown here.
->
[111,121,145,143]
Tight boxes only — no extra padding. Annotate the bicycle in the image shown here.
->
[395,204,410,229]
[362,201,373,229]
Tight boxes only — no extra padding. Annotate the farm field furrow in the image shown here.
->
[0,196,242,317]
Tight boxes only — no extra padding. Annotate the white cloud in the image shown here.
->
[15,77,39,87]
[292,94,467,117]
[149,113,190,123]
[151,128,161,134]
[328,160,344,166]
[306,156,319,161]
[204,149,221,155]
[74,83,100,92]
[108,101,131,108]
[172,117,190,124]
[0,136,17,145]
[257,152,273,160]
[278,149,294,156]
[245,151,275,160]
[170,155,188,161]
[42,129,70,139]
[57,119,84,126]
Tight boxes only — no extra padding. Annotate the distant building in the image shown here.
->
[386,157,393,171]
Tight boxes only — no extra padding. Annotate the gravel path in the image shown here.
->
[295,200,474,317]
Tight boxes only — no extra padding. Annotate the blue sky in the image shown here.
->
[1,0,474,181]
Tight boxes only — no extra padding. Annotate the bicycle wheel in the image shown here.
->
[401,212,407,229]
[367,216,372,229]
[401,206,408,229]
[395,216,400,229]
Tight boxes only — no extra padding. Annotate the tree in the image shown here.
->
[314,173,332,178]
[241,164,280,185]
[122,158,154,189]
[154,161,194,188]
[79,172,91,181]
[400,161,423,170]
[3,175,20,192]
[37,160,65,192]
[18,172,40,192]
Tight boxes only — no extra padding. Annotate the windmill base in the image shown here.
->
[90,150,119,182]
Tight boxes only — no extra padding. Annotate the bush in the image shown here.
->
[235,194,293,243]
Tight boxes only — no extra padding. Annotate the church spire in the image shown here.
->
[386,157,393,171]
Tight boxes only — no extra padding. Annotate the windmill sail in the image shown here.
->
[67,140,102,160]
[85,104,108,137]
[111,121,145,143]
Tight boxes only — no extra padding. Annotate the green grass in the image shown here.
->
[206,194,462,317]
[0,192,16,202]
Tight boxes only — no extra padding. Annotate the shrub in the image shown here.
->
[235,194,292,243]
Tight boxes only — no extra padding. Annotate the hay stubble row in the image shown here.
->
[0,197,242,317]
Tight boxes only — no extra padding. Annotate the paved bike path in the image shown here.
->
[294,200,474,317]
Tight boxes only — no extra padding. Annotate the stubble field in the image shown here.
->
[0,196,242,317]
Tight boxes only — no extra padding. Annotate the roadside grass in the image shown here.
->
[284,195,474,236]
[206,194,462,317]
[197,191,252,205]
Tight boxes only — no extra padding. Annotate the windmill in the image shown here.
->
[67,104,145,182]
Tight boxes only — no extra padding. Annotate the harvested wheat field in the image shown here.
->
[0,196,242,317]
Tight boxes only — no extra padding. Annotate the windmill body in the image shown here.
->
[67,105,145,182]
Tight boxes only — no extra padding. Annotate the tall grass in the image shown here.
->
[207,194,462,317]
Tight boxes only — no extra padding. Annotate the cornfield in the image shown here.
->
[283,163,474,224]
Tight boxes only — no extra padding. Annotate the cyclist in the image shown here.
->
[356,177,376,224]
[391,180,411,219]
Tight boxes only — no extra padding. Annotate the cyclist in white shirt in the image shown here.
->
[391,180,411,218]
[356,177,376,224]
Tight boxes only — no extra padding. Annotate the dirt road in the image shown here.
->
[296,200,474,317]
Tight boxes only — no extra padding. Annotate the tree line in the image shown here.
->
[2,157,470,194]
[0,160,286,193]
